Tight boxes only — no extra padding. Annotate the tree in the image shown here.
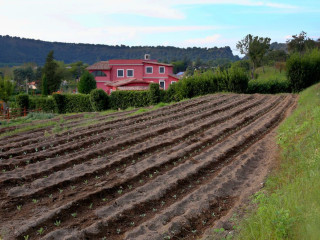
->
[78,71,96,94]
[286,31,319,54]
[0,76,15,110]
[42,74,48,96]
[43,50,60,94]
[236,34,271,79]
[13,67,35,92]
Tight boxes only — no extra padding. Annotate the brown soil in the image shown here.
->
[0,93,297,240]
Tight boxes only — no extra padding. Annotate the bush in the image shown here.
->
[29,97,56,113]
[247,79,291,94]
[287,49,320,92]
[149,83,160,105]
[90,89,109,111]
[53,93,92,113]
[228,66,249,93]
[52,93,67,114]
[110,91,151,109]
[65,94,92,113]
[163,83,181,103]
[78,71,97,94]
[15,94,29,113]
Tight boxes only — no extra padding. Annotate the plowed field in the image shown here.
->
[0,93,297,240]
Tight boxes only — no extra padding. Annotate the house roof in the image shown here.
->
[104,78,151,87]
[117,86,149,91]
[87,59,173,70]
[168,74,180,79]
[86,61,111,70]
[142,61,173,66]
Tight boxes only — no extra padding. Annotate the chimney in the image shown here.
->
[144,54,150,60]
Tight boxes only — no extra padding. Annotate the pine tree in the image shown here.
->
[41,74,48,96]
[78,71,96,94]
[43,50,60,94]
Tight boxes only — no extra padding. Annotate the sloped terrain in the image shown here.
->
[0,93,297,240]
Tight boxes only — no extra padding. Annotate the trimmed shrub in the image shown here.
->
[109,91,151,110]
[52,93,67,114]
[247,79,291,94]
[53,93,92,113]
[228,66,249,93]
[16,94,29,112]
[64,94,92,113]
[287,49,320,92]
[90,89,109,111]
[29,97,56,113]
[149,83,160,105]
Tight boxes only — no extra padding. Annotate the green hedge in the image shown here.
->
[90,89,109,111]
[149,83,161,105]
[247,79,291,94]
[287,49,320,92]
[109,91,151,109]
[163,67,249,102]
[29,97,56,112]
[53,93,92,113]
[15,94,29,114]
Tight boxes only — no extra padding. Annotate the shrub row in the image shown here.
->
[287,49,320,92]
[162,67,249,102]
[109,91,152,110]
[247,79,291,94]
[52,94,93,113]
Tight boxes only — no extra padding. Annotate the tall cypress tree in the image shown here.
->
[43,50,60,94]
[41,74,48,96]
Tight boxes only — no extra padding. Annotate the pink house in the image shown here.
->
[86,55,179,94]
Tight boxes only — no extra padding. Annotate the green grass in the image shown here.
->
[0,112,56,127]
[0,121,57,138]
[255,66,287,82]
[236,83,320,240]
[129,102,175,116]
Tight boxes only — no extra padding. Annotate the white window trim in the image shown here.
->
[117,69,124,77]
[159,66,165,74]
[159,80,165,89]
[146,66,153,74]
[171,81,176,84]
[127,69,134,77]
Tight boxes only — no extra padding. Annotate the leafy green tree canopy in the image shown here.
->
[78,71,96,94]
[286,31,320,54]
[236,34,271,79]
[0,76,15,103]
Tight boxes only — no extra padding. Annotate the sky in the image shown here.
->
[0,0,319,56]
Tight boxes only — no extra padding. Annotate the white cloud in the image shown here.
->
[169,0,298,9]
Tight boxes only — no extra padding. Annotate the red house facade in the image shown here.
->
[87,55,179,94]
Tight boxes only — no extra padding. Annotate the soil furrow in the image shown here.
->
[0,94,226,160]
[13,94,292,239]
[75,95,294,240]
[0,95,238,171]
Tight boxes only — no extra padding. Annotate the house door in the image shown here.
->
[159,80,165,89]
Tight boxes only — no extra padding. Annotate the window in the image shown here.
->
[127,69,134,77]
[159,80,165,89]
[146,66,153,74]
[171,81,176,85]
[91,70,106,77]
[159,66,165,74]
[117,69,124,77]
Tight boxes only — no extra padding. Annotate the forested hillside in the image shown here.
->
[0,35,239,66]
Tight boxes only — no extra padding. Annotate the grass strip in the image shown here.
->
[236,83,320,240]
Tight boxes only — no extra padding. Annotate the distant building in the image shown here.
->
[87,55,179,94]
